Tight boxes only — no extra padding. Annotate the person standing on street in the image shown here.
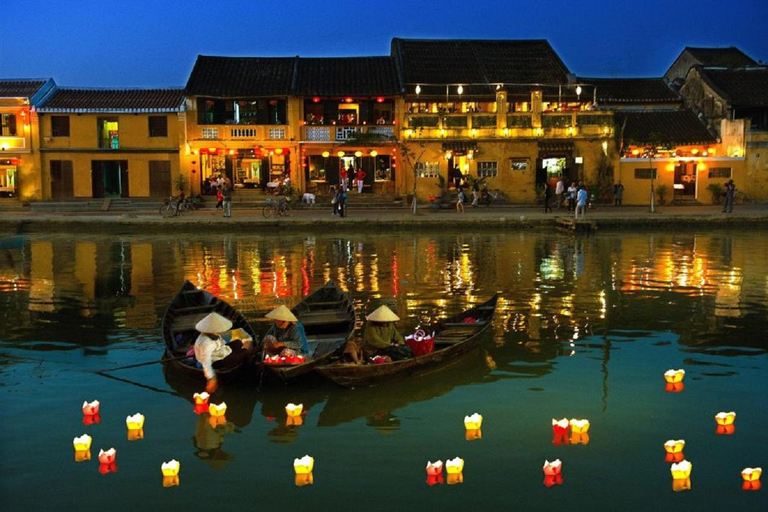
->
[222,179,233,218]
[722,180,736,213]
[543,183,553,213]
[575,186,588,219]
[356,168,366,194]
[556,176,565,208]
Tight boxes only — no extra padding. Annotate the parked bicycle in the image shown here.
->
[480,185,508,206]
[262,196,291,218]
[160,195,193,217]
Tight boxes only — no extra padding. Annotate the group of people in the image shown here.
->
[339,166,367,194]
[204,174,233,218]
[548,177,590,218]
[192,303,408,392]
[328,185,348,217]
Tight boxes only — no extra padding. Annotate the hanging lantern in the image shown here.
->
[664,440,686,462]
[82,400,100,416]
[285,403,303,417]
[370,150,378,157]
[464,413,483,430]
[322,151,330,158]
[670,460,692,480]
[293,455,314,474]
[445,457,464,474]
[275,148,284,155]
[126,413,145,430]
[161,459,181,477]
[295,473,314,487]
[664,369,685,383]
[376,97,385,103]
[741,467,762,491]
[354,151,363,157]
[312,96,321,103]
[345,97,354,103]
[457,85,464,95]
[208,402,227,417]
[337,151,345,157]
[415,85,422,95]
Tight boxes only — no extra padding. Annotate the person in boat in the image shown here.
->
[194,312,251,394]
[262,305,310,358]
[343,305,408,364]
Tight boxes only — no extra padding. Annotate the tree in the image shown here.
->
[399,138,427,214]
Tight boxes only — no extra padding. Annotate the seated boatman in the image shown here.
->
[262,305,310,358]
[194,312,252,394]
[343,305,408,364]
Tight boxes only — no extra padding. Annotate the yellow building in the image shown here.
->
[36,88,185,199]
[0,79,55,201]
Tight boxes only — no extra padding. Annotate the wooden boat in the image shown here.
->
[162,281,257,381]
[262,280,356,381]
[315,294,498,387]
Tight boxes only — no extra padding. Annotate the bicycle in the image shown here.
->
[481,187,508,206]
[262,197,291,218]
[160,196,180,217]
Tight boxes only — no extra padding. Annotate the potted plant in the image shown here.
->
[655,184,668,205]
[173,174,189,196]
[707,183,724,204]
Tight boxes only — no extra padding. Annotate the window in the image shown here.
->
[148,116,168,137]
[197,98,287,125]
[510,158,528,171]
[477,161,498,178]
[415,162,440,178]
[97,118,119,149]
[1,114,17,136]
[709,167,732,179]
[634,168,657,179]
[307,155,327,181]
[51,116,70,137]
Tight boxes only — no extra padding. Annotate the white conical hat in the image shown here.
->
[195,313,233,333]
[265,305,298,323]
[366,305,400,322]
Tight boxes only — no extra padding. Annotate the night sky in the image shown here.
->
[3,0,767,87]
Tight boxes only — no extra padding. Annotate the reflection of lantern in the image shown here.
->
[426,473,444,486]
[672,478,691,492]
[569,419,589,434]
[447,473,464,485]
[209,402,227,417]
[742,467,762,491]
[465,428,482,441]
[670,460,692,480]
[82,400,100,416]
[570,432,590,445]
[294,455,314,474]
[163,475,180,488]
[552,418,570,445]
[161,460,181,477]
[286,415,304,427]
[208,414,227,428]
[127,428,144,441]
[83,413,101,426]
[446,457,464,474]
[194,403,208,415]
[285,403,303,417]
[295,473,314,487]
[75,449,91,462]
[193,392,210,405]
[464,413,483,430]
[543,459,563,487]
[664,439,685,462]
[426,460,443,476]
[664,369,685,383]
[665,381,685,393]
[126,413,145,430]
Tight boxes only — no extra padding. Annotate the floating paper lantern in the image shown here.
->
[543,459,562,477]
[464,413,483,430]
[285,403,304,417]
[570,432,590,445]
[742,467,762,491]
[426,460,443,477]
[465,428,482,441]
[127,429,144,441]
[294,455,314,474]
[445,457,464,474]
[193,392,210,405]
[569,419,590,434]
[209,402,227,417]
[672,478,691,492]
[665,381,685,393]
[715,411,736,426]
[295,473,314,487]
[82,400,100,416]
[664,369,685,383]
[670,460,692,480]
[162,475,180,488]
[286,415,303,427]
[126,413,145,430]
[552,418,570,445]
[74,450,91,462]
[161,459,181,477]
[98,448,117,474]
[664,439,686,462]
[447,473,464,485]
[73,434,92,451]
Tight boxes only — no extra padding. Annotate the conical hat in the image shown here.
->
[195,313,233,334]
[265,305,298,323]
[366,305,400,322]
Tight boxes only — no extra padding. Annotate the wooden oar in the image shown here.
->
[96,353,190,373]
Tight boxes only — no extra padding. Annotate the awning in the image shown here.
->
[538,141,574,152]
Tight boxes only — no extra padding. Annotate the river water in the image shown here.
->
[0,231,766,511]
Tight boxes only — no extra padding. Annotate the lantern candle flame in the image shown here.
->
[285,403,304,417]
[161,460,181,477]
[126,413,145,430]
[445,457,464,474]
[209,402,227,417]
[670,460,692,480]
[293,455,314,474]
[464,413,483,430]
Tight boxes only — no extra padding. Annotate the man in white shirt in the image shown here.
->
[555,176,565,208]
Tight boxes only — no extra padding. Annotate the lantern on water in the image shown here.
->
[294,455,314,475]
[82,400,100,416]
[465,428,482,441]
[665,381,685,393]
[543,459,563,487]
[295,473,314,487]
[209,402,227,417]
[672,478,691,492]
[670,460,692,480]
[161,459,181,477]
[163,475,180,488]
[126,413,145,430]
[193,392,210,405]
[447,472,464,485]
[664,439,686,462]
[425,460,443,477]
[464,413,483,430]
[742,467,762,491]
[285,403,303,417]
[552,418,570,445]
[73,434,92,451]
[664,369,685,383]
[98,448,117,474]
[569,419,590,434]
[445,457,464,474]
[715,411,736,425]
[286,415,304,427]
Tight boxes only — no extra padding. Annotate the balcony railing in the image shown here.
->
[300,124,397,142]
[189,124,291,141]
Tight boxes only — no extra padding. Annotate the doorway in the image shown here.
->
[92,160,129,198]
[674,162,696,199]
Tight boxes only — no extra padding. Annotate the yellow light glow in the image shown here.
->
[73,434,92,451]
[370,150,378,157]
[209,402,227,417]
[294,455,314,474]
[337,151,345,157]
[664,439,686,454]
[285,403,303,417]
[666,163,675,172]
[354,150,362,157]
[631,149,640,156]
[664,369,685,383]
[715,411,736,426]
[161,459,181,476]
[446,457,464,474]
[321,151,330,158]
[464,413,483,430]
[126,413,145,430]
[569,418,590,434]
[671,460,692,479]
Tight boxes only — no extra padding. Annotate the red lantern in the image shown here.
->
[376,97,385,103]
[345,97,354,103]
[312,97,321,103]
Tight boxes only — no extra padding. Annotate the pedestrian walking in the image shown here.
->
[215,187,224,210]
[567,182,578,212]
[543,184,553,213]
[575,186,588,219]
[456,186,465,213]
[356,168,366,194]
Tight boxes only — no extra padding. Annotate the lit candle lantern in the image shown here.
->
[73,434,92,452]
[464,413,483,430]
[293,455,314,474]
[295,473,314,487]
[285,403,303,417]
[663,369,685,384]
[664,381,685,393]
[426,460,443,477]
[465,428,482,441]
[672,478,691,492]
[208,402,227,417]
[552,418,570,445]
[664,439,686,462]
[193,392,210,405]
[82,400,100,416]
[445,457,464,474]
[83,413,101,426]
[569,419,590,434]
[447,472,464,485]
[670,460,692,480]
[127,428,144,441]
[543,459,564,487]
[161,459,181,477]
[741,467,762,491]
[286,415,303,427]
[162,475,180,488]
[715,411,736,426]
[98,448,117,474]
[126,413,145,430]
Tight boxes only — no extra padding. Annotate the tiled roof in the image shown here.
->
[0,79,49,98]
[392,39,570,97]
[684,47,757,68]
[37,88,185,112]
[186,56,296,97]
[616,110,716,145]
[293,57,400,96]
[579,78,680,104]
[699,67,768,107]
